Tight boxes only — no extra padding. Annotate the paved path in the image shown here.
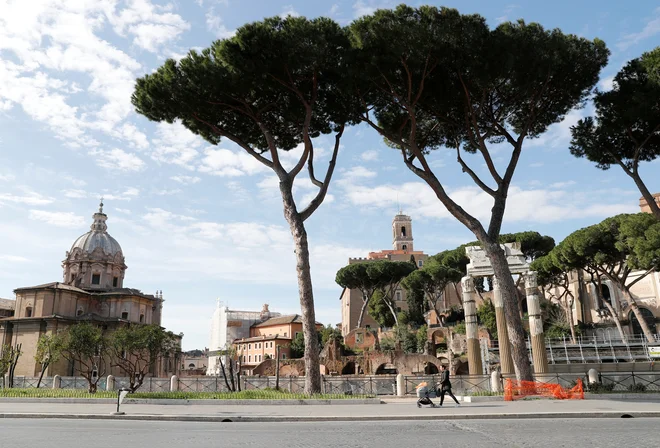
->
[1,418,657,448]
[1,398,659,421]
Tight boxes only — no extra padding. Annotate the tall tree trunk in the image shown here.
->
[624,289,656,343]
[227,356,236,392]
[356,298,369,330]
[594,275,627,342]
[280,183,321,395]
[564,293,577,344]
[630,170,660,220]
[485,243,534,381]
[36,362,49,389]
[219,357,232,392]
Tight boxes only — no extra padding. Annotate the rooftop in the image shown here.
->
[13,282,160,300]
[253,314,322,328]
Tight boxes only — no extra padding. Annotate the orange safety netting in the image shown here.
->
[504,378,584,401]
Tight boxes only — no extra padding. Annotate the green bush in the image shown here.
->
[628,383,647,393]
[587,382,615,393]
[453,322,466,335]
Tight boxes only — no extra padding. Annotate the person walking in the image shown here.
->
[439,364,460,407]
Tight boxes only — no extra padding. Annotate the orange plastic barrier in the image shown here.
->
[504,378,584,401]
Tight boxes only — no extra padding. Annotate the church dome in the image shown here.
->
[70,228,123,256]
[69,201,123,256]
[62,200,127,290]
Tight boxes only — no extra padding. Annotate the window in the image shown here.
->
[139,314,144,323]
[418,260,423,267]
[25,307,32,318]
[91,274,100,285]
[248,355,251,362]
[396,307,402,313]
[248,344,251,350]
[258,355,262,362]
[113,277,118,287]
[401,226,406,237]
[284,332,287,337]
[402,244,407,250]
[243,355,246,362]
[77,309,84,317]
[395,291,401,301]
[281,353,286,360]
[121,312,128,319]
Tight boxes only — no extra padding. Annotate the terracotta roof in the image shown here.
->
[253,314,323,328]
[13,282,158,300]
[235,335,292,343]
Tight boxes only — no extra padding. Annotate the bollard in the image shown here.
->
[170,375,179,391]
[587,368,599,384]
[490,370,502,393]
[396,373,405,397]
[52,375,61,389]
[106,375,115,391]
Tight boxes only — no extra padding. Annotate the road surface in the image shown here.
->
[0,418,656,448]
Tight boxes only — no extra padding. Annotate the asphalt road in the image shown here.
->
[1,418,656,447]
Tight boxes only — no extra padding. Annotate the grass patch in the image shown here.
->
[0,388,374,400]
[465,390,503,397]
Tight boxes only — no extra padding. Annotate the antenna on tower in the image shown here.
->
[397,192,401,214]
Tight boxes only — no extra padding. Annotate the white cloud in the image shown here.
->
[353,1,388,18]
[62,189,89,199]
[361,150,379,161]
[530,162,544,168]
[103,187,140,201]
[0,254,29,262]
[341,166,377,179]
[0,174,16,182]
[0,191,54,206]
[107,0,190,53]
[343,181,637,224]
[329,4,340,15]
[151,121,203,169]
[495,4,519,24]
[28,210,86,228]
[0,0,187,154]
[525,108,586,150]
[599,75,615,91]
[550,181,577,189]
[199,148,269,177]
[206,8,235,39]
[154,189,182,196]
[280,5,301,18]
[115,208,132,214]
[171,175,201,185]
[89,148,145,172]
[617,7,660,51]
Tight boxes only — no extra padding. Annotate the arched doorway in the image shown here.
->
[375,363,398,375]
[341,362,361,375]
[629,308,657,336]
[424,362,439,375]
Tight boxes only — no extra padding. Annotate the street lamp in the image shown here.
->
[112,387,131,415]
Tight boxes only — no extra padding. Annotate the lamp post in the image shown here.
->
[112,387,131,415]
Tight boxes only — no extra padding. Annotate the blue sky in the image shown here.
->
[0,1,659,350]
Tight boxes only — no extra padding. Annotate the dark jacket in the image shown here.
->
[440,370,451,391]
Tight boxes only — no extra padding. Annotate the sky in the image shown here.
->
[0,0,659,350]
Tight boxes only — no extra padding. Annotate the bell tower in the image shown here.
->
[392,212,413,252]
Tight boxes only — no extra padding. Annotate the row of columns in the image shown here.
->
[462,271,548,375]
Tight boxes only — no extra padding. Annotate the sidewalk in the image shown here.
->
[0,399,659,422]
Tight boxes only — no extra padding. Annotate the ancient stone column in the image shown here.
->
[525,271,548,374]
[170,375,179,391]
[462,276,482,375]
[492,277,514,375]
[52,375,61,389]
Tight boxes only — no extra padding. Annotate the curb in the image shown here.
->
[0,398,382,406]
[1,412,659,422]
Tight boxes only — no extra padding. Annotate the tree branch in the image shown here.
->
[299,124,344,222]
[455,146,496,196]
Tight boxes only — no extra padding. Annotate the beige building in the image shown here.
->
[0,201,181,378]
[340,212,461,336]
[544,195,660,340]
[0,298,14,318]
[233,314,322,374]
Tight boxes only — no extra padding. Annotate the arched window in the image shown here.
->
[401,226,406,237]
[630,308,657,336]
[402,244,407,251]
[25,307,32,318]
[599,284,612,307]
[139,314,144,323]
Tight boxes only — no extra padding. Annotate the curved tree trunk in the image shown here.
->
[280,183,321,395]
[485,243,534,381]
[593,275,627,342]
[356,299,369,330]
[630,170,660,220]
[624,290,656,343]
[36,362,48,389]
